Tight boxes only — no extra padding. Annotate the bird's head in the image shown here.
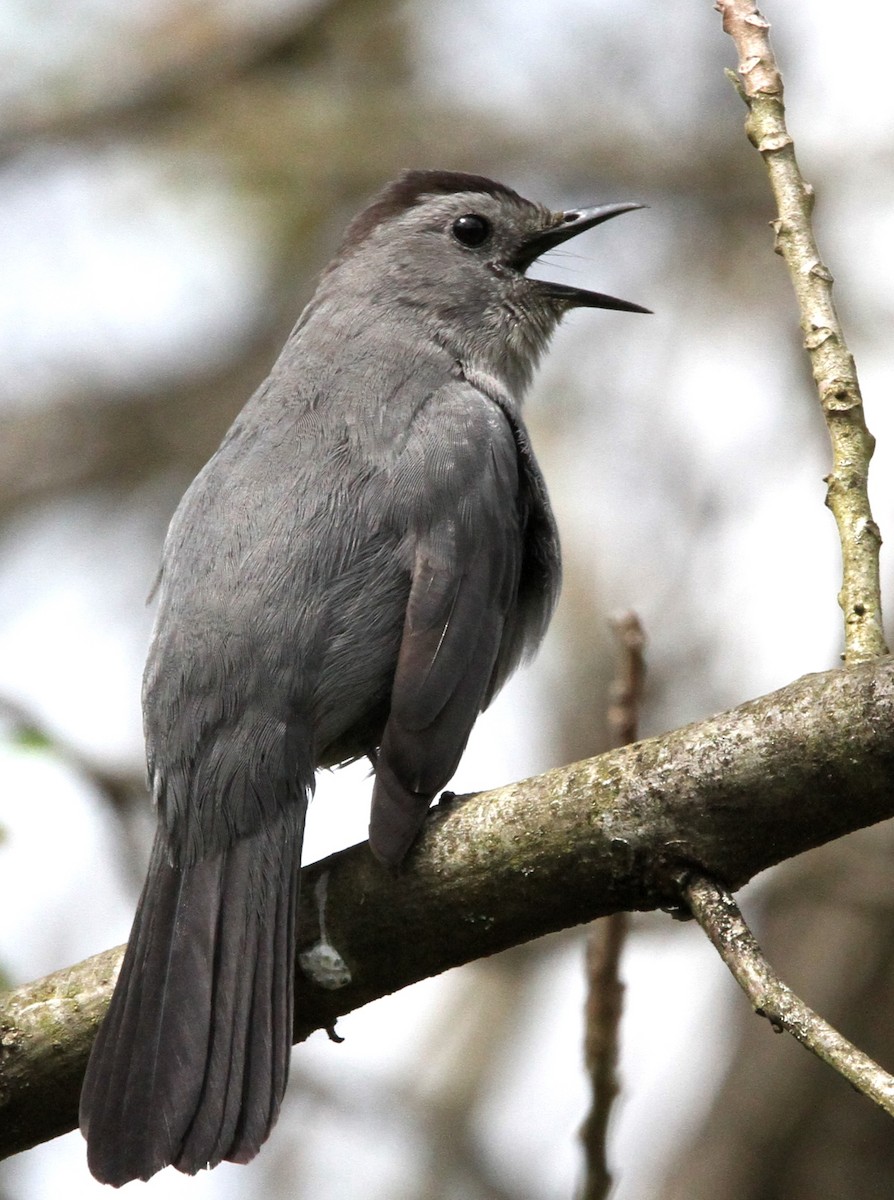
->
[315,169,649,396]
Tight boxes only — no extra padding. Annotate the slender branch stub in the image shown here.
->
[716,0,888,663]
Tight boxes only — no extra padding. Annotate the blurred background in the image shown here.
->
[1,1,893,1197]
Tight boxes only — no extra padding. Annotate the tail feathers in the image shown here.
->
[80,806,303,1186]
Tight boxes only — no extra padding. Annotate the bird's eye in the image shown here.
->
[452,214,492,248]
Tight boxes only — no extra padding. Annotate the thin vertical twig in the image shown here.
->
[579,613,646,1200]
[715,0,887,663]
[580,912,628,1200]
[605,614,646,748]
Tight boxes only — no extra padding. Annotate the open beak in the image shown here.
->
[516,202,651,313]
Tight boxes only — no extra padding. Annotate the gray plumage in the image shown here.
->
[79,169,647,1185]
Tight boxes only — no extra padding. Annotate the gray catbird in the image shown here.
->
[79,169,647,1185]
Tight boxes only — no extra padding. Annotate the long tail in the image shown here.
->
[79,804,304,1186]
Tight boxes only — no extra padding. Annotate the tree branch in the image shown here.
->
[716,0,888,663]
[682,872,894,1116]
[2,658,893,1159]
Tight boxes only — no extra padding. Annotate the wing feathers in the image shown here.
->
[368,389,535,867]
